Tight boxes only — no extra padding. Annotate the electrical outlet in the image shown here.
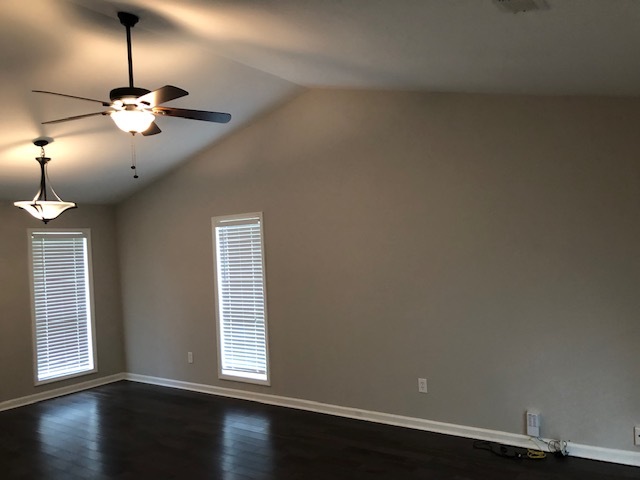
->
[187,351,193,364]
[526,410,541,437]
[418,378,428,393]
[634,426,640,446]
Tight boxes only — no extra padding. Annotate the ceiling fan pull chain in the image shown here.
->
[130,133,139,179]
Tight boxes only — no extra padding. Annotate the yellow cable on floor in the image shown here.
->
[527,448,547,459]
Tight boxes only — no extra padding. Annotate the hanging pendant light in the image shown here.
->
[14,138,77,224]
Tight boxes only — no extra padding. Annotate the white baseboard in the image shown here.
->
[2,372,638,467]
[125,373,640,468]
[0,373,125,412]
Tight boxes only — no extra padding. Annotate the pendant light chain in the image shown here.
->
[39,145,48,201]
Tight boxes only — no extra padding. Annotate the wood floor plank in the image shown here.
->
[0,381,638,479]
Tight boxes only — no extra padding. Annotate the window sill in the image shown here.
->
[35,367,98,387]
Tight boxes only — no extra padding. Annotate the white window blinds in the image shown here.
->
[29,230,96,384]
[213,213,269,384]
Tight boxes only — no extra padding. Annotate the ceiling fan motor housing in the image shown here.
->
[110,87,150,104]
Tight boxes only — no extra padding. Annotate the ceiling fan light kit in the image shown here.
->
[14,139,77,224]
[111,108,155,134]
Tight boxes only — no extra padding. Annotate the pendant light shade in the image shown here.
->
[14,199,78,223]
[14,139,77,224]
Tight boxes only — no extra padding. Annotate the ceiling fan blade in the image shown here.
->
[141,122,162,136]
[33,90,111,107]
[153,106,231,123]
[137,85,188,107]
[41,112,107,125]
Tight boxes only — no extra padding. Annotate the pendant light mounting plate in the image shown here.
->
[33,137,52,148]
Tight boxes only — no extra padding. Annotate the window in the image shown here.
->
[212,213,270,384]
[28,230,97,384]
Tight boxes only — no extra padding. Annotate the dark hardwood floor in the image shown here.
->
[0,381,637,479]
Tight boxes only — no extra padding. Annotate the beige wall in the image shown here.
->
[117,90,640,451]
[0,202,125,402]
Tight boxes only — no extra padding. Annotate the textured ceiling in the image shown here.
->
[2,0,640,204]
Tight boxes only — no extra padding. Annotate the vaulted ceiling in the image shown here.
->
[2,0,639,204]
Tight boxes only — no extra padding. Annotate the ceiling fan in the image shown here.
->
[34,12,231,136]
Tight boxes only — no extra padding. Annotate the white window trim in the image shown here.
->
[28,229,98,386]
[212,212,271,386]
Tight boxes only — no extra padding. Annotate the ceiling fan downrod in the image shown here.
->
[118,12,139,88]
[110,12,149,109]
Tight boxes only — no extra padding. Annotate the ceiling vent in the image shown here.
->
[493,0,549,13]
